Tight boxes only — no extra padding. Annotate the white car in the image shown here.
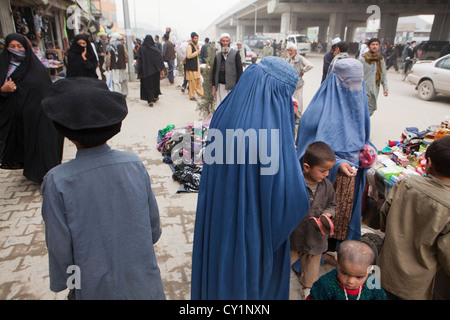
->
[407,54,450,101]
[286,34,311,56]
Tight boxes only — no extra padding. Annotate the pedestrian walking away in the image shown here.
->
[0,33,64,184]
[136,35,165,106]
[162,34,176,85]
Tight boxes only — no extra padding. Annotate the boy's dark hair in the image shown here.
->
[303,141,336,167]
[425,135,450,177]
[336,41,348,53]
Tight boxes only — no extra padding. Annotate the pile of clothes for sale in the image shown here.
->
[156,115,212,193]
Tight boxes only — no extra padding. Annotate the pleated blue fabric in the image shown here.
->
[191,57,310,300]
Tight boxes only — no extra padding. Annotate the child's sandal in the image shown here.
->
[309,217,327,236]
[319,214,335,236]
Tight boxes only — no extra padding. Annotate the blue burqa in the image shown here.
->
[295,58,372,243]
[191,57,310,300]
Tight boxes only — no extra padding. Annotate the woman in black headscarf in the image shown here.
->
[136,35,165,106]
[66,34,98,78]
[0,33,64,183]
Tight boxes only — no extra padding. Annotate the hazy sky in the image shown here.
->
[114,1,435,40]
[115,0,242,40]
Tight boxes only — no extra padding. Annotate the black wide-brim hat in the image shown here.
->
[42,77,128,144]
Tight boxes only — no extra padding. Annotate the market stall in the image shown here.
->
[362,120,449,229]
[156,115,211,193]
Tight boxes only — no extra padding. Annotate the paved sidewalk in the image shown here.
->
[0,77,335,300]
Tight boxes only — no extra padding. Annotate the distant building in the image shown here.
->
[92,0,117,26]
[395,16,432,43]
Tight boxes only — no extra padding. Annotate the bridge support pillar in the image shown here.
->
[430,13,450,41]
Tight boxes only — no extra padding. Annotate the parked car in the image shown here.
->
[231,44,258,65]
[416,41,449,60]
[243,44,258,65]
[286,34,311,56]
[243,35,272,55]
[407,54,450,101]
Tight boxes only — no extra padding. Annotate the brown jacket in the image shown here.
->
[290,179,336,255]
[378,174,450,300]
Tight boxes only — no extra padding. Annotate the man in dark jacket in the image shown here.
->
[211,33,243,106]
[321,37,340,83]
[162,34,176,85]
[95,33,108,81]
[200,37,210,63]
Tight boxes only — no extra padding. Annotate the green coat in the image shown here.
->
[261,45,273,58]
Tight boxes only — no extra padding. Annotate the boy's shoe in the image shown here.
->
[319,214,334,236]
[309,217,327,235]
[309,214,334,236]
[190,97,197,101]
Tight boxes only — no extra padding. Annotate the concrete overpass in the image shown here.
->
[203,0,450,44]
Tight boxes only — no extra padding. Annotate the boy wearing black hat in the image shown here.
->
[40,77,165,300]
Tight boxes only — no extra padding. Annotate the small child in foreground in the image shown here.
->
[307,240,386,300]
[290,141,336,298]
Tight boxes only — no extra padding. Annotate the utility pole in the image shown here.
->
[123,0,136,81]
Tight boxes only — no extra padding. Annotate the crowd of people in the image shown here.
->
[0,28,449,302]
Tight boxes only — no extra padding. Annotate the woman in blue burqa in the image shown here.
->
[191,57,310,300]
[295,58,374,258]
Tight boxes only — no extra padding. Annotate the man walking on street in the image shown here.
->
[359,38,388,116]
[261,39,274,58]
[200,37,210,63]
[286,42,313,122]
[211,33,243,106]
[95,33,108,81]
[185,32,203,101]
[321,37,340,83]
[106,33,128,97]
[155,35,162,53]
[162,34,176,85]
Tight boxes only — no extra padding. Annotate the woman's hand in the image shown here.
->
[0,78,17,93]
[339,161,357,177]
[81,48,87,61]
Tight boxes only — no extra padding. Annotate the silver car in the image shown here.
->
[407,54,450,101]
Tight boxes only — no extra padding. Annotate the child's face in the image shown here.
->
[303,161,335,183]
[337,259,369,290]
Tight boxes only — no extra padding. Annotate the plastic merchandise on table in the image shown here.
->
[377,165,405,180]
